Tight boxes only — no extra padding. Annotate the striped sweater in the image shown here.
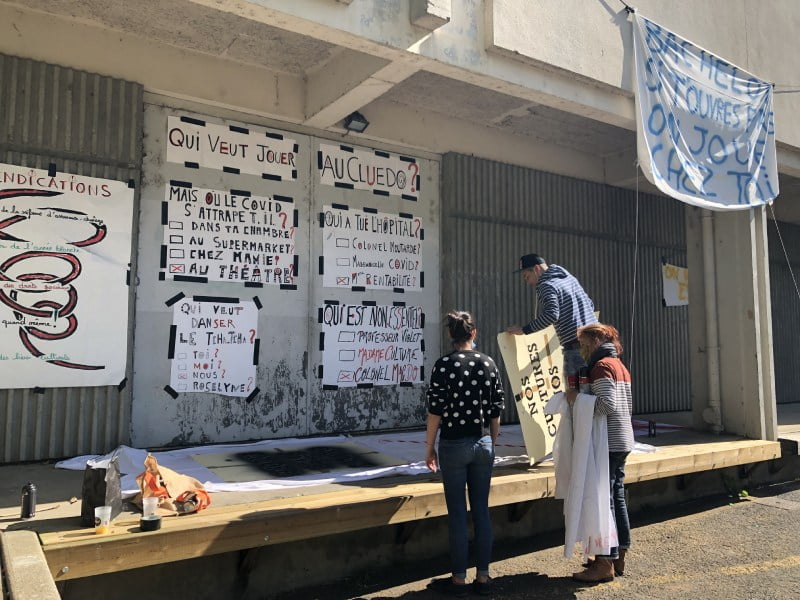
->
[589,344,634,453]
[521,265,597,346]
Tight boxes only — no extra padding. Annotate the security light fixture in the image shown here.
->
[343,111,369,133]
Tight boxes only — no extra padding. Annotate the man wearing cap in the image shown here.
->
[506,254,597,382]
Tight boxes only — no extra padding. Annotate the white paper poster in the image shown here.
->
[0,164,134,388]
[318,143,420,201]
[162,183,297,286]
[496,329,563,464]
[166,116,298,181]
[321,204,424,291]
[662,262,689,306]
[320,303,424,388]
[633,14,778,209]
[169,297,259,398]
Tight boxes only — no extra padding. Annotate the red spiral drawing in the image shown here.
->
[0,188,108,370]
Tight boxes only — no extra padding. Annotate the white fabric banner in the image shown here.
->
[0,164,133,388]
[633,13,778,210]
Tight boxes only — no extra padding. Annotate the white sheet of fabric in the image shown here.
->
[544,391,618,558]
[55,427,531,497]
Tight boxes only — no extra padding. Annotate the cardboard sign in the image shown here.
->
[662,262,689,306]
[497,329,563,464]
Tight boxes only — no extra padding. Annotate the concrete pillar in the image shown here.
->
[687,205,777,440]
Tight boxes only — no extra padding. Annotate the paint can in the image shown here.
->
[20,482,36,519]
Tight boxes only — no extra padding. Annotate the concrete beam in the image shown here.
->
[410,0,451,31]
[0,3,305,123]
[1,531,60,600]
[305,51,420,129]
[190,0,637,130]
[341,99,605,183]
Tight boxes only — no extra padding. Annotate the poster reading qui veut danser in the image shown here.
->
[320,303,424,388]
[0,163,134,388]
[169,298,258,398]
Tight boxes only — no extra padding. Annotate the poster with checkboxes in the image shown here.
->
[161,183,297,285]
[320,204,424,291]
[168,297,259,397]
[319,302,424,387]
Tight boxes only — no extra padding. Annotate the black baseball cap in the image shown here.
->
[515,253,547,272]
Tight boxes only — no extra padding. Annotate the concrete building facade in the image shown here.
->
[0,0,797,461]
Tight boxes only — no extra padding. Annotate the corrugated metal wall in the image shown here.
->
[441,154,690,418]
[0,54,142,461]
[768,218,800,404]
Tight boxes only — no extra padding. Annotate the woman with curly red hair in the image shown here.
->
[568,323,634,583]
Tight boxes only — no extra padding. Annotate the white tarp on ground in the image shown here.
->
[55,424,656,497]
[633,13,778,210]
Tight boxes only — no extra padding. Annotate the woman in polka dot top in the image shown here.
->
[425,310,505,597]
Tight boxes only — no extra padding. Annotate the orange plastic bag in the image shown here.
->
[134,453,210,515]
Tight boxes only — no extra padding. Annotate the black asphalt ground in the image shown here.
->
[281,479,800,600]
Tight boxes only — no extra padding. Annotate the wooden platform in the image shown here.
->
[31,434,780,582]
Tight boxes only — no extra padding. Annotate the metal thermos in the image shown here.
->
[21,482,36,519]
[567,374,578,390]
[578,367,591,393]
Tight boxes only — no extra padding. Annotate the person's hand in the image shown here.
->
[425,446,439,472]
[566,388,578,406]
[506,326,524,335]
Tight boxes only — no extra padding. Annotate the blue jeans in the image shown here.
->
[598,451,631,559]
[438,435,495,579]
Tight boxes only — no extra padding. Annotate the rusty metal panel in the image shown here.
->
[768,220,800,404]
[0,54,142,461]
[441,153,689,418]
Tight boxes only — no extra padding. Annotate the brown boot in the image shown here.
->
[572,558,614,583]
[613,548,627,576]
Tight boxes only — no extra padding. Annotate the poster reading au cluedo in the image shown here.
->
[0,163,134,388]
[162,183,297,285]
[319,302,424,388]
[168,297,259,398]
[318,143,420,201]
[320,205,424,291]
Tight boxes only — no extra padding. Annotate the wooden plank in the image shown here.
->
[41,438,781,581]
